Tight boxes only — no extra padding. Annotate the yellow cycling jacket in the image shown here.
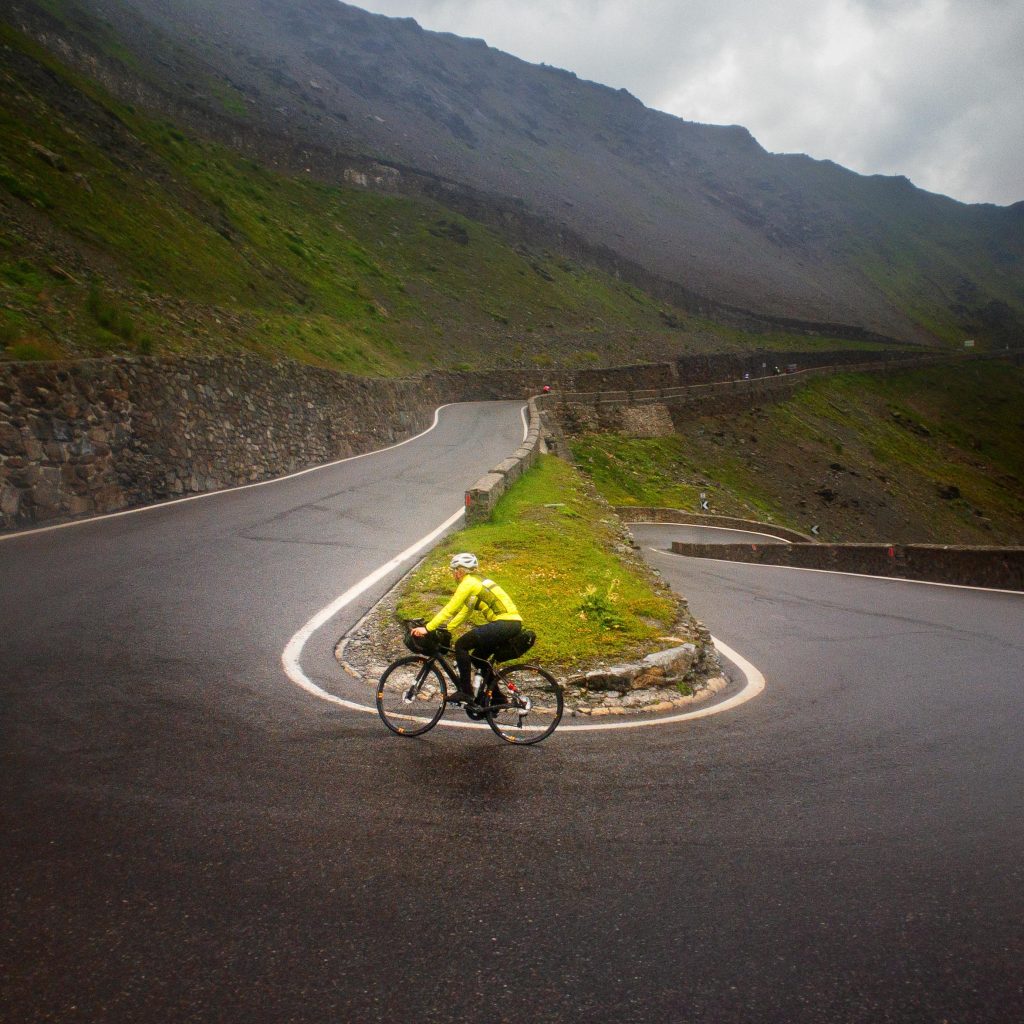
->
[426,573,522,632]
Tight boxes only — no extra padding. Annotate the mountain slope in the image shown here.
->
[5,0,1022,348]
[0,19,705,369]
[571,360,1024,545]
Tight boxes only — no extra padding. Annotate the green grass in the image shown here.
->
[570,361,1024,543]
[2,335,64,360]
[843,203,1024,348]
[0,21,712,371]
[85,282,135,341]
[570,434,701,507]
[395,455,679,670]
[0,19,913,372]
[793,365,1024,530]
[686,319,912,354]
[571,431,784,522]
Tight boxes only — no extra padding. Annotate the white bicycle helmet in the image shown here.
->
[450,552,478,570]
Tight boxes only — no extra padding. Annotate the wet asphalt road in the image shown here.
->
[2,411,1023,1023]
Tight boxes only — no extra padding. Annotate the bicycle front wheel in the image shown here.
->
[376,655,447,737]
[485,665,563,745]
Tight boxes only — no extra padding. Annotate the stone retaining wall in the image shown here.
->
[669,541,1024,591]
[549,353,954,416]
[570,348,929,394]
[0,349,1002,533]
[0,351,559,533]
[541,353,1007,439]
[0,354,485,531]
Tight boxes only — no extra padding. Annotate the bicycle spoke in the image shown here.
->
[485,665,563,744]
[376,656,447,737]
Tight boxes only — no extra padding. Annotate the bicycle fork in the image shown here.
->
[402,663,433,704]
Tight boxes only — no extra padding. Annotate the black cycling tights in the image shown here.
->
[454,620,523,689]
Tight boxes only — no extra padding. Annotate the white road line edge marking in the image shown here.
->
[644,540,1024,596]
[281,507,468,716]
[626,521,793,544]
[1,400,522,542]
[564,635,764,731]
[281,543,766,733]
[281,398,532,729]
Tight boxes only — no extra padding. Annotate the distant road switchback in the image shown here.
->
[1,411,1021,1023]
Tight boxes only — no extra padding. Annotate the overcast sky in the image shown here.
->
[351,0,1023,207]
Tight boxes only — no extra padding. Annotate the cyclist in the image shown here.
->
[411,552,523,704]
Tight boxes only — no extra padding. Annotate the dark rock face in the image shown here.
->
[0,354,470,529]
[8,0,1023,344]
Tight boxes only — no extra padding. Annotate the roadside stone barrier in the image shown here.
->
[464,398,544,524]
[0,351,559,532]
[542,353,965,437]
[0,354,478,531]
[669,540,1024,591]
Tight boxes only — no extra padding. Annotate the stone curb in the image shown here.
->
[670,539,1024,591]
[332,568,728,718]
[464,397,544,524]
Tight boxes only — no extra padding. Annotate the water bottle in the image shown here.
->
[471,670,483,697]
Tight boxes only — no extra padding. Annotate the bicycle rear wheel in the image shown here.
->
[485,665,563,744]
[376,655,447,737]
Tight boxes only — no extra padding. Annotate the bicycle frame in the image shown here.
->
[377,637,563,742]
[424,648,494,697]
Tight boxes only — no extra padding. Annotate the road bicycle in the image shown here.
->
[375,621,564,744]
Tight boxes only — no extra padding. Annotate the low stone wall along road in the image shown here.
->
[2,411,1022,1024]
